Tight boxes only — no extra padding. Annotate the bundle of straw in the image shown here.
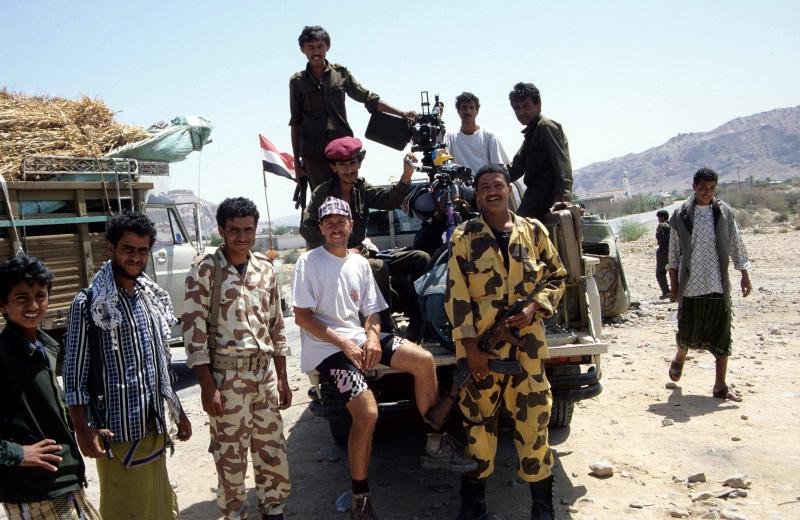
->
[0,89,151,179]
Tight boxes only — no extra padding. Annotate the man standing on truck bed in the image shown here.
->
[507,82,573,221]
[293,196,475,520]
[300,136,430,341]
[289,25,416,190]
[444,91,509,173]
[63,212,192,520]
[445,165,567,520]
[182,197,292,520]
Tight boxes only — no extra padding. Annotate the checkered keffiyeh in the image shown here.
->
[318,196,352,220]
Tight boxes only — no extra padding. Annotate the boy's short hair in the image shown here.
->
[298,26,330,47]
[106,212,157,247]
[216,197,260,227]
[474,164,511,187]
[0,254,54,302]
[455,92,480,110]
[693,167,719,185]
[509,82,541,105]
[656,209,669,221]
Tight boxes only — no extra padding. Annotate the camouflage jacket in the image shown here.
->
[182,247,289,368]
[445,213,566,385]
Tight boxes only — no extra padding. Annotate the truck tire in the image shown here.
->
[549,401,574,428]
[328,417,352,445]
[548,365,578,427]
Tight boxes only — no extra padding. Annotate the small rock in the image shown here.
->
[662,418,675,426]
[730,489,748,498]
[666,382,678,389]
[731,436,741,441]
[589,459,614,477]
[740,415,748,420]
[688,472,707,483]
[629,500,653,508]
[669,507,690,518]
[720,509,748,520]
[723,475,752,489]
[691,491,714,501]
[673,476,687,483]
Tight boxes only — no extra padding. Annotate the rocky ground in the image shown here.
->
[6,227,797,520]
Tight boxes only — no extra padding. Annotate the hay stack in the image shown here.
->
[0,89,151,179]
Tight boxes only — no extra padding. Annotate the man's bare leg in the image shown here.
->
[346,390,378,480]
[393,341,479,473]
[388,341,437,415]
[669,344,687,382]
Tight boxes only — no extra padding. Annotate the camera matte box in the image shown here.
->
[365,112,412,151]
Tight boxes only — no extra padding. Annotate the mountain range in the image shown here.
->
[574,105,800,196]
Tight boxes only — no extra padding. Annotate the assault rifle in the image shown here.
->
[424,276,565,429]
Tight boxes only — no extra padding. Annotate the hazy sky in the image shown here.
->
[3,0,798,220]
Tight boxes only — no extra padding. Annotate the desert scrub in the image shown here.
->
[618,219,648,242]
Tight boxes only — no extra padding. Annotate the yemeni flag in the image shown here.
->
[260,134,295,180]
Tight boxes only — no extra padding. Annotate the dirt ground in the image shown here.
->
[14,227,798,520]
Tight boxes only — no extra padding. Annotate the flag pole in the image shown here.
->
[261,169,277,260]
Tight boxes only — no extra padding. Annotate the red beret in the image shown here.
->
[324,136,363,161]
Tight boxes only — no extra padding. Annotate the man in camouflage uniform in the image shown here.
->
[183,197,291,520]
[445,165,567,520]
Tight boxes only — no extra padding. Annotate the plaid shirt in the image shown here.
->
[63,286,165,443]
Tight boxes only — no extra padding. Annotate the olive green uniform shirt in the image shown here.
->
[509,114,573,220]
[289,61,381,161]
[300,177,410,249]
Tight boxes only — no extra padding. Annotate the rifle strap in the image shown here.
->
[206,252,223,362]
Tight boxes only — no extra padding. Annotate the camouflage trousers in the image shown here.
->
[459,370,553,482]
[210,363,291,519]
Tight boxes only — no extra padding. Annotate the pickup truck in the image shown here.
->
[0,155,203,343]
[307,180,629,443]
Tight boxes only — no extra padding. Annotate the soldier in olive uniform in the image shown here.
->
[289,25,416,189]
[445,165,567,520]
[183,198,291,520]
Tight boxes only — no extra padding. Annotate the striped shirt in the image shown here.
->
[63,286,166,443]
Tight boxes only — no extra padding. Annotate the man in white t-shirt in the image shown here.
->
[444,92,509,173]
[292,197,475,520]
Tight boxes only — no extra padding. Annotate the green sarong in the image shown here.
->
[677,293,732,359]
[96,431,178,520]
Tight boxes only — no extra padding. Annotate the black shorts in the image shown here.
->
[316,334,406,402]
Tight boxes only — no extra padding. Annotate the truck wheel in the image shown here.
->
[328,417,352,445]
[549,401,574,428]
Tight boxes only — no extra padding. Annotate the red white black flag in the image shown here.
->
[259,134,295,180]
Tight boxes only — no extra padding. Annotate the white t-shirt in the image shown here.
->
[444,127,509,173]
[292,247,387,372]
